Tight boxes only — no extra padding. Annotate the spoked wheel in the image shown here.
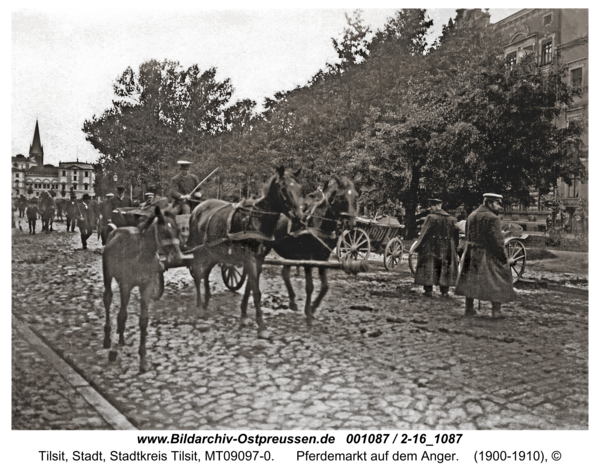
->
[336,228,371,262]
[384,237,404,271]
[505,239,527,282]
[408,241,418,275]
[221,264,247,292]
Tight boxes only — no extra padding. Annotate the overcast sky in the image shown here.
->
[12,4,521,166]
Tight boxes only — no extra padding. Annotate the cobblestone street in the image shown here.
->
[12,223,588,430]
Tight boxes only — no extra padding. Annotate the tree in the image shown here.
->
[83,60,235,194]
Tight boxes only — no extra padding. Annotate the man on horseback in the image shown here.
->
[170,161,202,215]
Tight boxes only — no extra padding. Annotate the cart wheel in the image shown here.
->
[384,237,404,271]
[151,272,165,301]
[337,228,371,262]
[221,264,247,292]
[505,239,526,282]
[408,241,418,275]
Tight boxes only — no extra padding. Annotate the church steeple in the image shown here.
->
[29,120,44,167]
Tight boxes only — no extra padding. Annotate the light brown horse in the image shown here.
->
[102,205,183,372]
[270,176,358,326]
[187,166,304,339]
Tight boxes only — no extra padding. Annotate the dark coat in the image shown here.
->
[412,209,459,287]
[170,173,200,201]
[454,204,516,302]
[26,205,38,220]
[77,201,95,236]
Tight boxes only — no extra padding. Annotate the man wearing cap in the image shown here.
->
[77,194,95,249]
[170,161,201,214]
[411,198,459,297]
[455,193,516,317]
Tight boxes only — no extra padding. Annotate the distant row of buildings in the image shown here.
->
[12,120,95,200]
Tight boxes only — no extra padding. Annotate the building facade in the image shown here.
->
[493,9,588,213]
[454,9,588,230]
[12,121,96,200]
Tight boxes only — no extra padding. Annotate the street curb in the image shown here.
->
[13,315,136,430]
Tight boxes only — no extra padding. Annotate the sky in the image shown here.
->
[11,4,522,167]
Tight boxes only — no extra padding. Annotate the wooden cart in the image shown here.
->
[336,216,405,271]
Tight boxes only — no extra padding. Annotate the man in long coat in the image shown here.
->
[412,198,459,297]
[170,160,201,214]
[455,193,516,317]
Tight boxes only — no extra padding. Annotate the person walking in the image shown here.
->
[454,193,516,317]
[170,160,201,215]
[412,198,459,297]
[26,199,39,234]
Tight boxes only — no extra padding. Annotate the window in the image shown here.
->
[542,41,552,65]
[85,171,89,177]
[84,184,89,191]
[571,67,583,88]
[73,175,78,181]
[543,13,552,26]
[15,173,19,178]
[62,170,66,176]
[506,51,517,66]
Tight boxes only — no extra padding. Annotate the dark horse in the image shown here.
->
[102,205,183,372]
[39,191,56,233]
[187,166,304,339]
[271,176,358,326]
[17,195,27,218]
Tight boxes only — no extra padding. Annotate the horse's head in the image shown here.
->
[322,176,357,231]
[264,166,304,223]
[139,206,183,268]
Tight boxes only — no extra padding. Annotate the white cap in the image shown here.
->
[106,193,114,197]
[483,193,503,200]
[145,192,154,197]
[177,160,192,167]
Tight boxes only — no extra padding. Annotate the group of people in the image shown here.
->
[411,193,515,318]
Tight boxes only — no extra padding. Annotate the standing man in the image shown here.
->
[26,199,39,234]
[170,160,201,215]
[109,185,134,226]
[77,194,95,249]
[412,198,459,297]
[98,192,114,245]
[455,193,516,317]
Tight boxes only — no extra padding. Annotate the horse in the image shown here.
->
[102,205,183,372]
[187,166,304,339]
[17,195,27,218]
[38,191,56,233]
[270,176,359,326]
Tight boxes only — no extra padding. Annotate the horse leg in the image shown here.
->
[103,272,113,350]
[240,280,252,327]
[138,283,153,373]
[202,261,217,310]
[247,259,269,339]
[310,267,329,316]
[281,266,298,311]
[116,281,132,347]
[303,266,315,327]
